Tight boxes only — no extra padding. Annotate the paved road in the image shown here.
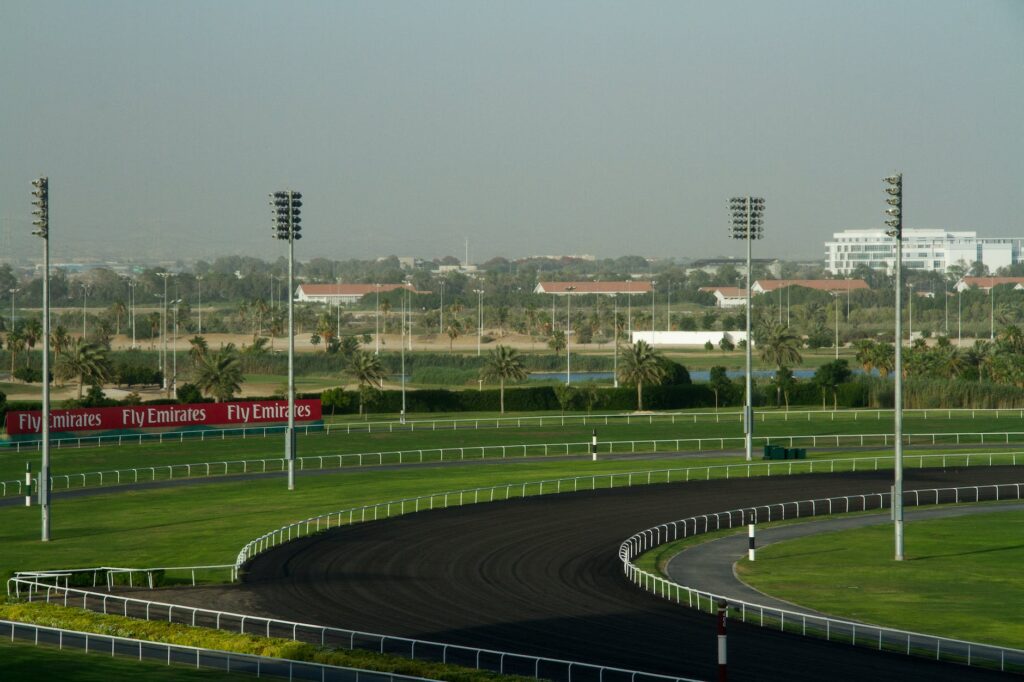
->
[140,467,1022,681]
[667,502,1024,617]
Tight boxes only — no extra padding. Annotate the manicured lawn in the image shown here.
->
[737,510,1024,647]
[2,410,1022,483]
[0,639,251,681]
[0,455,740,580]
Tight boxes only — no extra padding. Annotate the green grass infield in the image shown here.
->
[736,509,1024,648]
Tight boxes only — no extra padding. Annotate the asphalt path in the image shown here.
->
[133,466,1022,681]
[667,502,1024,616]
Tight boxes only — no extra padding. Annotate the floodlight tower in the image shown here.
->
[271,190,302,491]
[31,177,52,542]
[884,173,905,561]
[730,197,765,463]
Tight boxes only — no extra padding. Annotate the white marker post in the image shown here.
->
[591,429,598,461]
[716,599,728,682]
[748,523,756,561]
[25,462,32,507]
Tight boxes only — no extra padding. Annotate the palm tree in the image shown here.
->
[618,340,666,411]
[445,317,462,352]
[193,348,244,402]
[109,301,127,337]
[854,339,876,375]
[6,329,25,374]
[146,312,162,349]
[757,321,803,406]
[50,326,71,357]
[548,329,566,354]
[349,350,384,416]
[188,335,209,366]
[380,299,392,334]
[873,342,896,378]
[22,317,43,355]
[316,313,335,351]
[480,345,528,413]
[55,338,112,398]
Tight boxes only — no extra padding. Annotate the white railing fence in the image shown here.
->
[4,581,699,682]
[4,433,1024,499]
[232,452,1024,571]
[5,406,1024,452]
[0,618,440,682]
[619,483,1024,674]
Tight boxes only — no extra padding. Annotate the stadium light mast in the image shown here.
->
[31,176,52,542]
[272,190,302,491]
[565,285,576,384]
[730,196,765,463]
[885,172,905,561]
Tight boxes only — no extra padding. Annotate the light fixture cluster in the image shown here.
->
[729,196,765,240]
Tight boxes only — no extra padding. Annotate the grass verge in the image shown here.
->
[0,601,527,682]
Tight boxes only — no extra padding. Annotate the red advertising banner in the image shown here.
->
[5,399,322,436]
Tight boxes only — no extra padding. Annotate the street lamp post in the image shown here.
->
[374,284,380,355]
[565,286,576,384]
[884,172,905,561]
[80,283,91,339]
[958,288,962,345]
[439,279,444,335]
[990,281,995,341]
[400,290,407,424]
[730,196,765,463]
[834,294,840,359]
[612,294,619,388]
[474,289,484,356]
[650,280,657,339]
[908,283,914,342]
[8,288,19,331]
[196,275,203,334]
[127,279,137,349]
[156,273,172,396]
[31,176,52,542]
[171,299,182,399]
[271,190,302,491]
[666,282,672,331]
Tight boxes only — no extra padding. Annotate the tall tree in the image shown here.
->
[55,339,112,399]
[193,347,244,402]
[757,321,803,406]
[349,350,385,416]
[188,335,209,366]
[480,345,528,413]
[617,340,667,411]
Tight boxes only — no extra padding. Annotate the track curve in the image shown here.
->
[226,467,1022,681]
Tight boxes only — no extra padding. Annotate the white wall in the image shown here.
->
[630,331,750,347]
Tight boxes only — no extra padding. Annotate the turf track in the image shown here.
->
[204,467,1024,681]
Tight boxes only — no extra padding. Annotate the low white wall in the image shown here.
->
[630,330,750,347]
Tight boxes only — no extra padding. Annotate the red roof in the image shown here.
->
[754,279,869,293]
[957,277,1024,290]
[536,281,652,294]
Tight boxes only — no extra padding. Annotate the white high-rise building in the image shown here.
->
[824,228,1023,275]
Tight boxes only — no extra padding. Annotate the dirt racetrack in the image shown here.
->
[173,467,1023,681]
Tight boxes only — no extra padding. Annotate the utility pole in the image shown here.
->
[271,190,302,491]
[31,176,52,541]
[156,272,173,396]
[884,172,905,561]
[730,196,765,463]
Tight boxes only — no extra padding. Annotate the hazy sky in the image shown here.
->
[2,1,1021,264]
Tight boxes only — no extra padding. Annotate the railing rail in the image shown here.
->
[5,406,1024,451]
[4,581,699,682]
[5,434,1024,499]
[0,618,441,682]
[618,483,1024,673]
